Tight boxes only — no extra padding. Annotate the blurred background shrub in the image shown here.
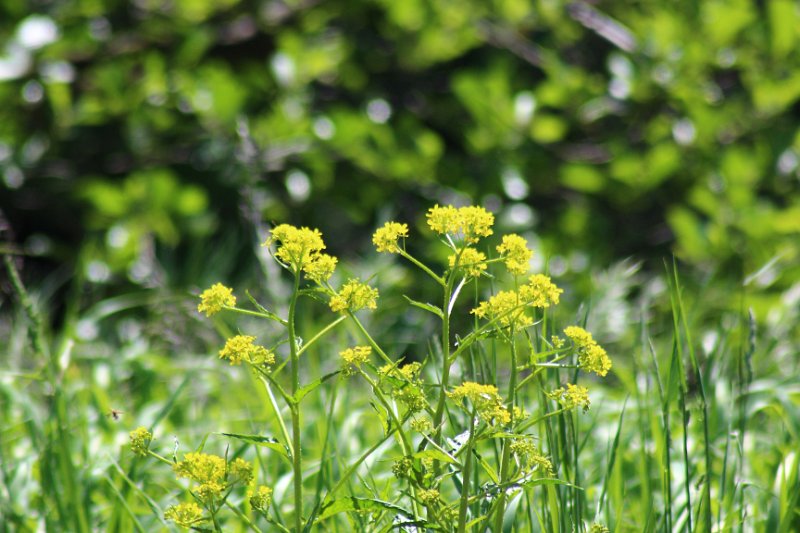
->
[1,0,799,301]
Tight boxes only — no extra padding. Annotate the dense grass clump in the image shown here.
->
[1,206,799,532]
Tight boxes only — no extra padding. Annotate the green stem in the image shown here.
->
[224,501,264,533]
[399,250,444,286]
[493,332,518,532]
[348,313,394,366]
[287,273,303,533]
[297,316,346,356]
[456,408,477,533]
[432,277,455,444]
[223,305,287,325]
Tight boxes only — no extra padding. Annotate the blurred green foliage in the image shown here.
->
[1,0,799,293]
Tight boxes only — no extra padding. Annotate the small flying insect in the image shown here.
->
[108,409,124,421]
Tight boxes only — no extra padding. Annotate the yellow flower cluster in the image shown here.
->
[329,278,379,313]
[426,204,494,243]
[129,427,152,457]
[509,438,553,476]
[379,362,427,412]
[496,234,532,275]
[172,452,253,505]
[448,247,487,278]
[197,283,236,317]
[448,382,510,425]
[304,253,338,283]
[340,346,372,375]
[392,456,414,479]
[417,488,441,505]
[519,274,563,308]
[372,222,409,253]
[471,275,562,330]
[471,290,532,329]
[590,524,610,533]
[548,383,591,412]
[249,485,273,512]
[164,502,204,529]
[219,335,275,366]
[264,224,338,282]
[410,416,432,432]
[564,326,612,377]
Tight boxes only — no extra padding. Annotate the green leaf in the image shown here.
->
[402,296,443,319]
[220,433,291,461]
[411,448,457,464]
[316,497,415,523]
[294,371,340,403]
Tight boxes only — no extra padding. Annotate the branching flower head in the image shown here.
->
[448,247,487,278]
[496,234,532,275]
[197,283,235,317]
[471,290,533,330]
[219,335,275,366]
[165,502,205,529]
[264,224,338,282]
[173,452,253,506]
[548,383,591,413]
[564,326,612,377]
[417,488,441,505]
[173,452,226,486]
[519,274,563,308]
[340,345,372,375]
[329,278,379,313]
[228,457,254,486]
[373,221,409,253]
[129,427,152,457]
[510,438,553,476]
[426,204,494,244]
[249,485,273,512]
[448,382,511,425]
[303,253,338,283]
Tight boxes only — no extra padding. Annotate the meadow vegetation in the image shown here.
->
[2,204,799,532]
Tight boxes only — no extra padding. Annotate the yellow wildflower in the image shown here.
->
[426,204,460,235]
[590,524,610,533]
[448,247,487,278]
[340,346,372,375]
[510,439,553,476]
[496,234,532,275]
[173,452,226,485]
[392,456,413,478]
[471,290,533,330]
[418,488,441,505]
[564,326,612,377]
[129,427,152,457]
[165,502,204,529]
[193,481,224,504]
[197,283,235,317]
[448,382,511,425]
[394,382,427,412]
[249,485,273,512]
[219,335,275,366]
[329,278,379,313]
[373,222,409,253]
[410,417,432,432]
[548,383,591,412]
[519,274,562,308]
[228,457,254,486]
[426,204,494,243]
[264,224,338,282]
[303,253,338,283]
